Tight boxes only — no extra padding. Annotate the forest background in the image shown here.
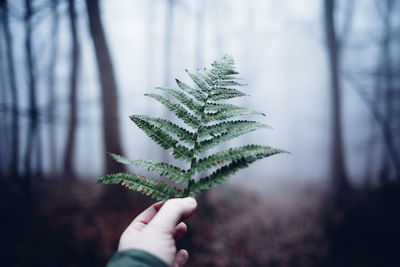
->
[0,0,399,266]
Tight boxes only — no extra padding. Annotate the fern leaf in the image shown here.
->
[99,55,287,201]
[203,104,264,123]
[198,120,270,138]
[171,145,193,162]
[130,116,178,149]
[97,172,183,201]
[215,80,246,87]
[196,122,269,154]
[156,87,203,116]
[131,115,195,145]
[191,152,275,195]
[186,70,212,92]
[108,153,188,184]
[145,93,200,128]
[196,145,283,173]
[175,79,207,102]
[209,87,247,101]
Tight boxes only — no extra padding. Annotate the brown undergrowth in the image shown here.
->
[1,178,327,267]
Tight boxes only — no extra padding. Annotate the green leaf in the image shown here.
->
[97,172,183,201]
[156,87,203,116]
[108,153,189,184]
[175,79,207,102]
[208,87,247,101]
[130,116,178,150]
[131,115,195,145]
[171,145,193,162]
[186,70,212,92]
[98,54,287,201]
[215,80,246,87]
[145,93,200,128]
[191,149,280,195]
[198,120,271,138]
[203,104,264,123]
[196,122,270,154]
[196,145,283,173]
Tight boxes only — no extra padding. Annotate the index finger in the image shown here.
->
[148,197,197,233]
[127,201,164,231]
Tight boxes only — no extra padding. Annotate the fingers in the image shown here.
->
[128,201,164,231]
[174,249,189,267]
[148,197,197,233]
[173,222,187,242]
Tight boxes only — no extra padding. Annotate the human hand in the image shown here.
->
[118,197,197,267]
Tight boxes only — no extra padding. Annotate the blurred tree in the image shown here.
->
[346,0,400,181]
[324,0,350,191]
[0,25,6,179]
[47,0,60,176]
[376,0,400,179]
[63,0,80,178]
[0,0,19,178]
[24,0,40,179]
[85,0,125,174]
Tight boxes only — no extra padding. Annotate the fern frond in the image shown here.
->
[186,70,211,92]
[145,93,200,128]
[97,172,183,201]
[196,122,270,155]
[198,120,270,138]
[175,79,207,102]
[209,87,247,101]
[108,153,188,184]
[189,160,249,195]
[191,153,271,195]
[171,145,193,162]
[195,145,283,173]
[130,116,178,149]
[131,115,195,145]
[203,104,264,123]
[156,87,203,116]
[99,54,287,201]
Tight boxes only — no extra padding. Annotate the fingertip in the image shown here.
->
[184,197,197,207]
[174,249,189,267]
[153,201,164,211]
[148,197,197,232]
[174,222,187,242]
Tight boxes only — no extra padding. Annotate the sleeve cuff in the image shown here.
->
[107,249,170,267]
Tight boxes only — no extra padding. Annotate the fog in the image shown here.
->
[1,0,397,189]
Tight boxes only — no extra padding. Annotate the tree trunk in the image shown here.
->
[1,0,19,178]
[324,0,349,191]
[380,0,400,178]
[85,0,125,174]
[24,0,39,179]
[0,25,7,179]
[47,0,60,176]
[63,0,80,178]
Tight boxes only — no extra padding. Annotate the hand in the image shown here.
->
[118,197,197,267]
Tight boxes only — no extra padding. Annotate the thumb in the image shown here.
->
[148,197,197,233]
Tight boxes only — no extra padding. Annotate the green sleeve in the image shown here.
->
[107,249,169,267]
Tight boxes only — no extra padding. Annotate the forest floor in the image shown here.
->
[1,178,399,267]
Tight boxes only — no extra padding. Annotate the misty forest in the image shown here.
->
[0,0,399,266]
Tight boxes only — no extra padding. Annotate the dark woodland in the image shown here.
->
[0,0,399,266]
